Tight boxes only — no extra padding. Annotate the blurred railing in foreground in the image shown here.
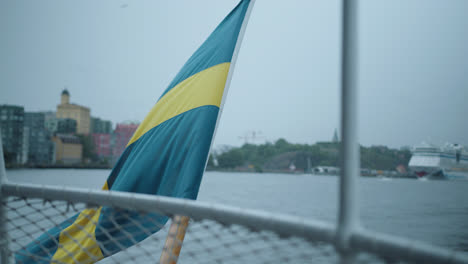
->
[1,182,468,264]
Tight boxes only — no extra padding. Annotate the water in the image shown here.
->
[5,169,468,252]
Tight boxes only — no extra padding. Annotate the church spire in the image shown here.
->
[332,128,339,142]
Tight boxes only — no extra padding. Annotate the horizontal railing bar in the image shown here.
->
[3,182,468,264]
[2,182,335,244]
[351,230,468,264]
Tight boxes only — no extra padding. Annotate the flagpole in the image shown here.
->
[212,0,257,138]
[159,1,256,263]
[159,215,190,264]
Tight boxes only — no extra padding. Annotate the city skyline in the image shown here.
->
[1,0,467,149]
[3,83,465,149]
[0,100,140,165]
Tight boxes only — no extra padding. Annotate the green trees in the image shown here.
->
[361,146,411,171]
[217,148,244,168]
[211,139,410,172]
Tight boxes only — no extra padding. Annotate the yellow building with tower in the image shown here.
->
[56,89,91,134]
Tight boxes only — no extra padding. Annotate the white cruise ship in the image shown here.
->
[408,142,468,180]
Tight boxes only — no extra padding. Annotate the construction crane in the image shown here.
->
[238,130,265,144]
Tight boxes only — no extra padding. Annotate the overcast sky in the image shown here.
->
[1,0,467,149]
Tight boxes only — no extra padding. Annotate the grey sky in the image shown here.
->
[1,0,467,149]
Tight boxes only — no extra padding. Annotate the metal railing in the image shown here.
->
[2,181,468,263]
[337,1,360,262]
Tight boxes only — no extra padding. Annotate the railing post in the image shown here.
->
[0,129,10,263]
[337,0,360,263]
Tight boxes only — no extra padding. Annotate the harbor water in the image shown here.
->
[5,169,468,253]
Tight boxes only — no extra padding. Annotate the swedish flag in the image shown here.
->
[16,1,252,263]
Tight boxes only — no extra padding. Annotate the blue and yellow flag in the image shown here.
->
[17,1,252,263]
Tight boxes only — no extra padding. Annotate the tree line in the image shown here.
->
[208,139,411,172]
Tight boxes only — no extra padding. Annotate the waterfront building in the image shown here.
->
[90,117,112,162]
[112,122,139,161]
[92,133,112,160]
[91,117,112,134]
[24,112,54,165]
[57,118,77,134]
[56,89,91,134]
[0,105,24,164]
[313,166,340,174]
[43,111,58,133]
[52,134,82,164]
[21,127,29,164]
